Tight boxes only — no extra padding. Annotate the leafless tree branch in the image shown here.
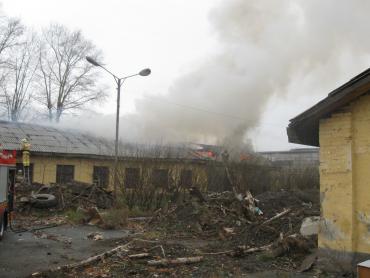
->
[36,24,105,122]
[0,22,37,122]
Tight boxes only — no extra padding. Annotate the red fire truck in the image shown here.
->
[0,149,16,240]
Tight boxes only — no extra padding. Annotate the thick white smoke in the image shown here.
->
[61,0,370,151]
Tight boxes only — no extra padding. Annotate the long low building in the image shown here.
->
[258,148,319,167]
[0,120,219,190]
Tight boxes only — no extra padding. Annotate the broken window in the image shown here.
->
[93,166,109,188]
[125,168,140,188]
[180,169,192,187]
[56,165,74,184]
[16,163,34,182]
[151,169,169,188]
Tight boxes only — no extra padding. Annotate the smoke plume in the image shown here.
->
[62,0,370,151]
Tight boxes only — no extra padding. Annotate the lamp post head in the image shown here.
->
[86,56,101,67]
[139,68,151,76]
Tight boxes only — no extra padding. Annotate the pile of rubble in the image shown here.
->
[32,189,320,277]
[149,189,319,263]
[16,181,113,211]
[152,189,318,233]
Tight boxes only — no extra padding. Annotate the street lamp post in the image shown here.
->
[86,56,151,205]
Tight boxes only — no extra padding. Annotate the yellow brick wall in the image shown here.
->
[31,156,113,185]
[351,94,370,253]
[319,94,370,254]
[319,112,354,252]
[27,156,208,191]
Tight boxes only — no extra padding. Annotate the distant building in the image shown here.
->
[258,148,319,167]
[0,121,221,190]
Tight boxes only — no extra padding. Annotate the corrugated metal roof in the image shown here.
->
[0,120,114,156]
[0,121,218,160]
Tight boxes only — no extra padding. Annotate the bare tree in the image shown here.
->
[1,34,38,122]
[37,24,104,122]
[0,15,26,120]
[0,16,23,64]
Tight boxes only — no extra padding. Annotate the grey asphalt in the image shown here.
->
[0,225,129,278]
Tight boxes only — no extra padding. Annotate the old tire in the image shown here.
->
[31,194,57,209]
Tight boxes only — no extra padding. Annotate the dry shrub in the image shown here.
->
[100,207,128,229]
[65,209,86,224]
[124,186,187,213]
[207,162,319,195]
[98,192,129,229]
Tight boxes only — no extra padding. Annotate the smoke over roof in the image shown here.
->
[62,0,370,151]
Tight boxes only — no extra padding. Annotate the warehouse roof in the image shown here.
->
[0,120,114,156]
[287,68,370,146]
[0,120,217,161]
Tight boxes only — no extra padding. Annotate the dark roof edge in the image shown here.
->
[289,67,370,125]
[287,67,370,146]
[19,151,219,165]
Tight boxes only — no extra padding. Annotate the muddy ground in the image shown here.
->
[0,225,129,278]
[36,237,320,278]
[24,189,332,278]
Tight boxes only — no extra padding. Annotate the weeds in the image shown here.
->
[142,230,163,240]
[113,160,319,214]
[128,207,152,217]
[65,209,85,224]
[100,207,128,229]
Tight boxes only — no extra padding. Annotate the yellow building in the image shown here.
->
[0,121,221,191]
[288,68,370,271]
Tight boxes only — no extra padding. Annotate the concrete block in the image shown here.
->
[300,216,320,236]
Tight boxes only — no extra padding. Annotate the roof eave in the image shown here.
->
[287,68,370,147]
[287,125,319,147]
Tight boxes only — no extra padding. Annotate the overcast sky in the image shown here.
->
[2,0,370,151]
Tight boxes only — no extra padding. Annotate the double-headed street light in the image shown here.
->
[86,56,151,204]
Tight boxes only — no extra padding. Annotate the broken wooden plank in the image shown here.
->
[128,253,150,259]
[60,244,130,269]
[31,242,132,276]
[243,243,274,254]
[147,256,203,266]
[149,245,166,258]
[200,250,233,255]
[261,208,291,226]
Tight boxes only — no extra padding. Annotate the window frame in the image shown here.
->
[56,164,75,184]
[124,168,141,189]
[93,166,110,188]
[151,168,169,188]
[180,169,192,188]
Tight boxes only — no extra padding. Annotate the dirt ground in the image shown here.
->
[37,236,320,278]
[0,224,129,278]
[23,189,331,278]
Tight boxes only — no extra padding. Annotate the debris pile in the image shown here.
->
[151,189,318,239]
[29,189,320,277]
[150,189,319,266]
[32,228,318,277]
[16,181,113,211]
[32,239,205,278]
